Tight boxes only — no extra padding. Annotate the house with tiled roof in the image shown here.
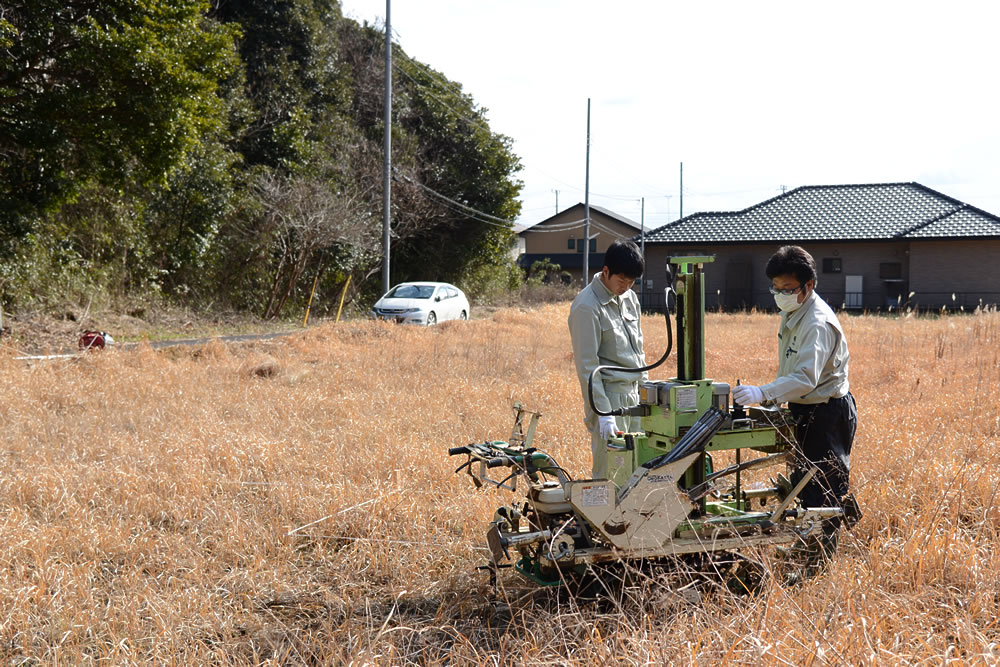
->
[519,203,643,284]
[638,183,1000,311]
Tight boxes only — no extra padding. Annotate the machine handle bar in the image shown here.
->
[448,446,471,456]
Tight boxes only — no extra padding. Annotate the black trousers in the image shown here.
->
[788,393,857,514]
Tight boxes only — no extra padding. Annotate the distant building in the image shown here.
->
[519,203,643,284]
[638,182,1000,311]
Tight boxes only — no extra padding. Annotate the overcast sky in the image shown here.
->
[338,1,1000,231]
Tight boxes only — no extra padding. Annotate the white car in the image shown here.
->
[370,282,470,325]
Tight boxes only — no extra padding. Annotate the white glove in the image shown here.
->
[733,384,764,405]
[598,415,618,440]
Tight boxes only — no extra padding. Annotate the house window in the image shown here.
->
[590,238,597,252]
[567,238,575,250]
[880,262,902,279]
[822,258,842,274]
[576,239,583,253]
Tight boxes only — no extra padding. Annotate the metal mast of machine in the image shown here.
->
[671,256,713,383]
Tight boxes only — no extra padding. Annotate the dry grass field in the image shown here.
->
[2,303,999,664]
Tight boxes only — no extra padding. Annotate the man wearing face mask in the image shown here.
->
[568,240,646,479]
[732,245,858,557]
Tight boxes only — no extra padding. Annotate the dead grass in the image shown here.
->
[1,304,999,663]
[2,304,296,355]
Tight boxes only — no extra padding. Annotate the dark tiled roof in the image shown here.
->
[642,183,1000,243]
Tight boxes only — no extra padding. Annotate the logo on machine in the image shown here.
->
[647,474,675,484]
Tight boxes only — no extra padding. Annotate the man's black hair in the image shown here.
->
[603,239,644,278]
[765,245,817,286]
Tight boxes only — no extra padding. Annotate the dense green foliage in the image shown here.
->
[0,0,522,317]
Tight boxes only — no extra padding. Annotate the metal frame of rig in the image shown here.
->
[449,256,842,586]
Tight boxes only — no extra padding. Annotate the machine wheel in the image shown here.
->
[426,311,437,326]
[460,310,468,320]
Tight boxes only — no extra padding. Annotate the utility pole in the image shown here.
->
[381,0,392,294]
[679,161,683,220]
[552,189,560,215]
[583,98,591,284]
[640,197,645,307]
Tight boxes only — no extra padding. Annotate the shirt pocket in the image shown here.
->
[622,300,638,323]
[600,306,638,361]
[599,309,627,357]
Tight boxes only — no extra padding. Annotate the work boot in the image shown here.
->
[840,493,863,529]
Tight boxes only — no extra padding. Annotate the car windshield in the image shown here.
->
[387,284,435,299]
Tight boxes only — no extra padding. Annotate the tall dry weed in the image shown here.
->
[0,304,998,663]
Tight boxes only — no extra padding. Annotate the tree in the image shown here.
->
[208,0,348,171]
[0,0,240,238]
[336,21,523,292]
[250,169,376,318]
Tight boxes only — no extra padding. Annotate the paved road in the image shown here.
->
[15,330,299,360]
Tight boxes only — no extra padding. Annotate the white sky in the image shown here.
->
[339,1,1000,231]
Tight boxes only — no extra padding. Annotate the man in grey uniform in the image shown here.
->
[568,240,646,479]
[733,245,858,553]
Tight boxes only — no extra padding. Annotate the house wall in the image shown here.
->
[641,241,913,311]
[520,209,640,284]
[909,239,1000,309]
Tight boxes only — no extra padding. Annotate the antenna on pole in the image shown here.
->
[552,189,560,215]
[583,98,591,284]
[381,0,392,295]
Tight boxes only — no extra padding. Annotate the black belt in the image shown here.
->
[789,392,851,413]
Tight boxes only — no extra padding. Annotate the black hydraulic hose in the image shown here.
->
[588,279,675,417]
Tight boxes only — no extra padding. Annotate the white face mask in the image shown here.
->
[774,292,803,312]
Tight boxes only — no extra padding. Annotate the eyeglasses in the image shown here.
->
[769,284,803,296]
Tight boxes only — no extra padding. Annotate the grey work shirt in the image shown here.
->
[760,291,850,405]
[568,273,646,416]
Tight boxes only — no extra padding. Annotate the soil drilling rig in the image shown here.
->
[449,257,844,586]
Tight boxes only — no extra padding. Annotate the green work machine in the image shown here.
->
[449,257,842,585]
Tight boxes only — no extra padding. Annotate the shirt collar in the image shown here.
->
[590,272,617,306]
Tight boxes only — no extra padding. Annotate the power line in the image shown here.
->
[428,196,513,229]
[393,61,494,136]
[395,172,516,228]
[520,218,586,232]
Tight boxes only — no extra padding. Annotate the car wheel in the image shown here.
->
[460,310,468,320]
[426,311,437,326]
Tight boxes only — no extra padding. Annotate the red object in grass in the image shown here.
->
[79,330,114,351]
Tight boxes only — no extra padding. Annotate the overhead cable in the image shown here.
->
[395,171,516,228]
